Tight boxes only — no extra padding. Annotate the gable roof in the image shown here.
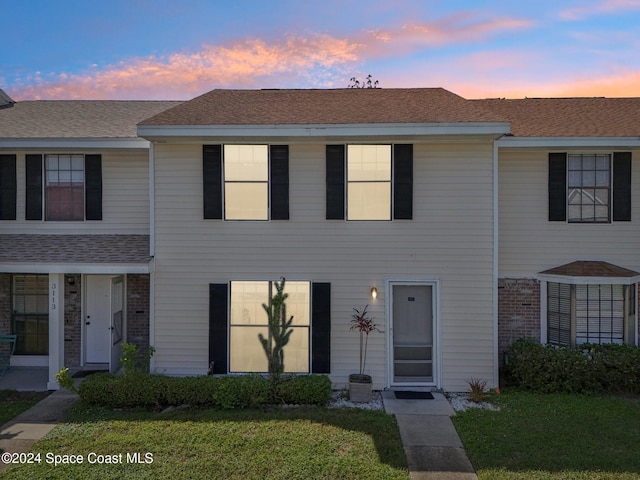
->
[473,97,640,137]
[0,100,182,139]
[139,88,507,126]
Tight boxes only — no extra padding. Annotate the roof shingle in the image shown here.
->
[0,100,181,138]
[139,88,508,126]
[473,97,640,137]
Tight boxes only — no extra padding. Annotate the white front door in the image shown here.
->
[85,275,111,365]
[390,283,436,386]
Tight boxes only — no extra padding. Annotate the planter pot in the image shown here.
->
[349,374,372,402]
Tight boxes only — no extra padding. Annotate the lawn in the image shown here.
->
[0,403,409,480]
[452,391,640,480]
[0,390,50,426]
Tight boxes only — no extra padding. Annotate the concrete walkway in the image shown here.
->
[382,391,478,480]
[0,390,80,473]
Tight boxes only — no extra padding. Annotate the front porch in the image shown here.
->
[0,367,49,391]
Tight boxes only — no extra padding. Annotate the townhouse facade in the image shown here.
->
[1,88,638,391]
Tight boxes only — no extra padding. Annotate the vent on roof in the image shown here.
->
[0,89,15,109]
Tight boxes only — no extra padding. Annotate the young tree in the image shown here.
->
[348,74,380,88]
[259,278,293,381]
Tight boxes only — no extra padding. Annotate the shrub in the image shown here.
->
[467,378,487,403]
[78,372,331,409]
[55,367,77,393]
[120,343,155,376]
[274,375,332,406]
[211,375,273,409]
[506,338,640,394]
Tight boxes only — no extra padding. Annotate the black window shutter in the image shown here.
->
[393,144,413,219]
[311,282,331,374]
[203,145,223,219]
[548,153,567,221]
[0,154,16,220]
[209,283,228,374]
[326,145,345,220]
[25,154,43,221]
[270,145,289,220]
[613,152,632,222]
[85,154,103,220]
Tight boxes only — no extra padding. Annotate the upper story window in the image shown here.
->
[45,154,85,221]
[549,151,631,223]
[25,153,102,222]
[223,145,269,220]
[567,154,610,223]
[203,145,289,221]
[347,145,392,220]
[326,144,413,221]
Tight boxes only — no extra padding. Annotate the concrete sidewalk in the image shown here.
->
[0,390,80,473]
[382,391,478,480]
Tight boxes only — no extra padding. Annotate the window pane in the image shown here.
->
[224,183,268,220]
[224,145,268,181]
[283,327,309,372]
[286,282,310,326]
[229,326,269,372]
[347,145,391,181]
[230,281,269,325]
[348,182,391,220]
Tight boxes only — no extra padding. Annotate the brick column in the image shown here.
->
[127,274,150,352]
[498,278,541,360]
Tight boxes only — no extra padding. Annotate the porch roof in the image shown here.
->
[538,260,640,284]
[0,234,152,273]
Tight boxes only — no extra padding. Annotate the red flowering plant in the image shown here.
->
[349,305,379,383]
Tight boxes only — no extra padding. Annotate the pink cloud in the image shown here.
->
[560,0,640,20]
[10,12,534,100]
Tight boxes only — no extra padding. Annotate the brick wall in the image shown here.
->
[64,274,82,367]
[127,274,150,353]
[0,274,11,360]
[0,274,10,335]
[498,278,541,360]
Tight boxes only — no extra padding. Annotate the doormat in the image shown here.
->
[71,370,105,378]
[394,391,434,400]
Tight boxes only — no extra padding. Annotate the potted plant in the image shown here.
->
[348,305,379,402]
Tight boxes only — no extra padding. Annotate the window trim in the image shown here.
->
[346,144,393,221]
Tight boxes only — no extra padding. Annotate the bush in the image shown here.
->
[79,372,167,408]
[274,375,331,406]
[506,338,640,394]
[78,372,331,409]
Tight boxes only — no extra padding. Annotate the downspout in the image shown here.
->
[492,138,501,389]
[148,141,156,372]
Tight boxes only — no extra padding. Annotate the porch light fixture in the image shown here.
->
[370,287,378,299]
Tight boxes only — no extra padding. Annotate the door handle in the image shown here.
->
[86,322,91,325]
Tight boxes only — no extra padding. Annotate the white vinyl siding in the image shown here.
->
[152,142,496,391]
[4,151,149,234]
[499,149,640,277]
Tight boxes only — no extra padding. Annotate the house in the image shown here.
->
[1,88,638,392]
[474,97,640,357]
[0,98,181,389]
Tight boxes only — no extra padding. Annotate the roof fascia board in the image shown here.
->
[138,122,511,139]
[497,137,640,148]
[0,138,150,149]
[537,273,640,285]
[0,263,151,274]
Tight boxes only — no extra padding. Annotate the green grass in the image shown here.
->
[0,390,50,426]
[0,404,408,480]
[452,390,640,480]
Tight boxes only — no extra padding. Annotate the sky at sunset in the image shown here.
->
[3,0,640,100]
